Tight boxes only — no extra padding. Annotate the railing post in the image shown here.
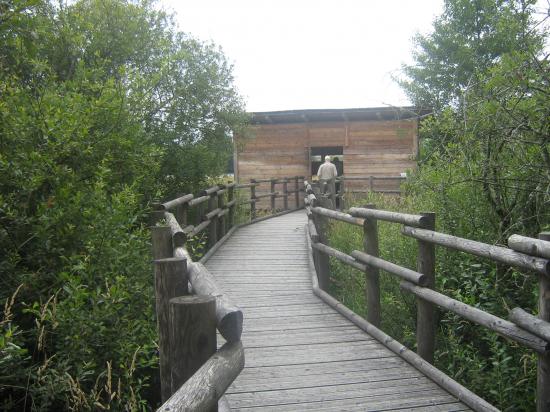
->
[153,257,189,402]
[250,179,256,220]
[175,202,188,228]
[313,204,331,291]
[227,185,235,229]
[196,200,205,227]
[270,178,276,214]
[283,179,288,210]
[363,204,381,327]
[537,232,550,412]
[169,295,217,407]
[328,177,336,209]
[207,192,218,248]
[151,225,173,260]
[218,188,226,238]
[369,175,374,193]
[338,177,345,210]
[416,212,436,363]
[294,176,300,209]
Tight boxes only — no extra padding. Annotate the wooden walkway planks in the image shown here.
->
[205,211,471,411]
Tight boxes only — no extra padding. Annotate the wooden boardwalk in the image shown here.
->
[205,211,471,411]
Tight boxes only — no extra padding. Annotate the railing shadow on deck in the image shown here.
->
[150,176,306,411]
[304,180,550,412]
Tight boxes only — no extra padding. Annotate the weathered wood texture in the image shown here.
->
[236,118,418,208]
[168,295,216,395]
[153,257,188,402]
[158,341,244,412]
[204,211,472,411]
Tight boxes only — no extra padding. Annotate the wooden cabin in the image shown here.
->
[234,107,421,207]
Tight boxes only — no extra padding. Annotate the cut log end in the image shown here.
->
[219,310,243,343]
[172,232,187,248]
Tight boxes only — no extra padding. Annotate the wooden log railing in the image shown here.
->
[303,181,550,412]
[150,175,305,410]
[311,174,407,210]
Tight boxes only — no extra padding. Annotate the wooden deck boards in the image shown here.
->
[205,211,470,411]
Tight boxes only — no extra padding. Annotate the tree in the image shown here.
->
[0,0,246,409]
[401,0,542,112]
[399,0,549,239]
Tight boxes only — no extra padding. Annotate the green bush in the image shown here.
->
[1,0,245,409]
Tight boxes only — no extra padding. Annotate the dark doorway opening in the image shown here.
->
[310,146,344,178]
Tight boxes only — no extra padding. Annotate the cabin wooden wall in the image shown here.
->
[235,118,418,208]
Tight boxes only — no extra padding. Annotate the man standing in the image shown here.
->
[317,155,338,180]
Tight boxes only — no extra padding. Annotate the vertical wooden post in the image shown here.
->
[338,177,345,210]
[328,178,336,209]
[294,176,300,209]
[153,257,189,402]
[250,179,256,220]
[537,232,550,412]
[151,226,173,260]
[227,185,235,229]
[369,175,374,193]
[169,295,216,408]
[363,204,381,327]
[218,188,226,238]
[270,178,276,214]
[181,204,188,227]
[150,205,166,226]
[309,212,320,273]
[314,204,331,291]
[207,193,218,249]
[283,179,288,210]
[196,202,204,227]
[416,212,436,364]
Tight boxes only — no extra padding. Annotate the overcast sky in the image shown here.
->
[159,0,445,112]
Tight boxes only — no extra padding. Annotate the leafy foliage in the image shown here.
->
[0,0,246,409]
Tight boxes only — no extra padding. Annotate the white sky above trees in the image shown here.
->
[160,0,513,112]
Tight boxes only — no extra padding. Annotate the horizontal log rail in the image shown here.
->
[158,342,244,412]
[312,206,363,226]
[401,226,550,276]
[400,281,549,354]
[509,308,550,343]
[350,207,427,227]
[188,195,209,207]
[337,175,407,181]
[151,175,304,409]
[253,191,279,199]
[304,184,550,412]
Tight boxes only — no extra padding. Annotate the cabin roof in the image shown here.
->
[250,106,429,125]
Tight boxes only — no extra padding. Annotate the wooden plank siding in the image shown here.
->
[235,109,419,208]
[205,211,470,411]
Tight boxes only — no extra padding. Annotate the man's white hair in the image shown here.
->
[325,155,331,161]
